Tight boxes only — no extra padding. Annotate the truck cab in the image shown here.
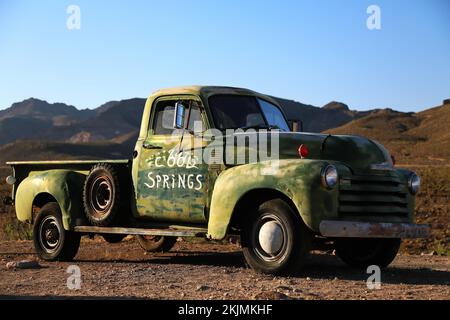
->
[5,86,430,275]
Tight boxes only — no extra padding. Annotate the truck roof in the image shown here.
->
[149,86,281,106]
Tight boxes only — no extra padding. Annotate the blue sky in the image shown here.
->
[0,0,449,112]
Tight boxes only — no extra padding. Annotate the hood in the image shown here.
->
[227,131,392,173]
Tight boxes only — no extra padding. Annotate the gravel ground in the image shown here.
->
[0,238,449,300]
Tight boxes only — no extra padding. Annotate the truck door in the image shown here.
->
[135,96,209,224]
[178,101,211,222]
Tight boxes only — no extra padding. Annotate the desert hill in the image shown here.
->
[326,102,450,164]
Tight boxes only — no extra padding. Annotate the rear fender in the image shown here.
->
[15,170,86,230]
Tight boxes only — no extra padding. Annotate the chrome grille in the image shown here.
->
[339,175,409,216]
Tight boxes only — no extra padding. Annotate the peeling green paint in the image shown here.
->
[207,159,340,239]
[15,170,85,229]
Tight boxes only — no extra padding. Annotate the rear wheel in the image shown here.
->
[241,198,310,275]
[33,202,80,261]
[335,238,401,269]
[136,235,177,252]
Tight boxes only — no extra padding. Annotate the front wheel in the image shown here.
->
[33,202,81,261]
[334,238,401,269]
[241,198,311,275]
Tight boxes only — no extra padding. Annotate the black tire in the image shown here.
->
[136,235,177,252]
[335,238,401,269]
[83,163,122,227]
[241,198,310,275]
[33,202,80,261]
[102,234,127,243]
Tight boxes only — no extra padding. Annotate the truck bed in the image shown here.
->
[7,159,130,199]
[7,159,129,166]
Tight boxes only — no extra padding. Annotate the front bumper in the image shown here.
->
[319,220,430,239]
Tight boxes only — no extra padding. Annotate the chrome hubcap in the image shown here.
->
[39,216,61,253]
[258,220,284,255]
[92,178,112,212]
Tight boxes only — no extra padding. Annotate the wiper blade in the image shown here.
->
[239,125,268,130]
[238,125,283,131]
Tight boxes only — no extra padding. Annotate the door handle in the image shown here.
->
[143,143,163,150]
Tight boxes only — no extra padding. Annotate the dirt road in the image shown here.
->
[0,238,449,300]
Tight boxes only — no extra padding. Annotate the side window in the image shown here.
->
[153,101,175,135]
[186,102,204,133]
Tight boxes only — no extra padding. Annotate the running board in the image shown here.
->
[74,226,207,238]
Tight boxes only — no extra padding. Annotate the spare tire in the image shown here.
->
[83,163,122,227]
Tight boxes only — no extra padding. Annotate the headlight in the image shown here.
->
[321,165,338,189]
[5,175,16,185]
[408,173,420,195]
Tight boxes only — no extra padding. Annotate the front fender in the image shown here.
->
[207,159,338,240]
[15,170,86,230]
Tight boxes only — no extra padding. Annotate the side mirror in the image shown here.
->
[292,120,303,132]
[173,102,186,129]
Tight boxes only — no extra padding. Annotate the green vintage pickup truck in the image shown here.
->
[4,86,429,274]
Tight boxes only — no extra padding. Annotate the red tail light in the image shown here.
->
[298,144,309,158]
[391,155,396,166]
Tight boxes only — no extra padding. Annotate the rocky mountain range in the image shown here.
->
[0,95,448,165]
[0,96,381,145]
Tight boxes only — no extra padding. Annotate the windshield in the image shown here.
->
[208,95,290,131]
